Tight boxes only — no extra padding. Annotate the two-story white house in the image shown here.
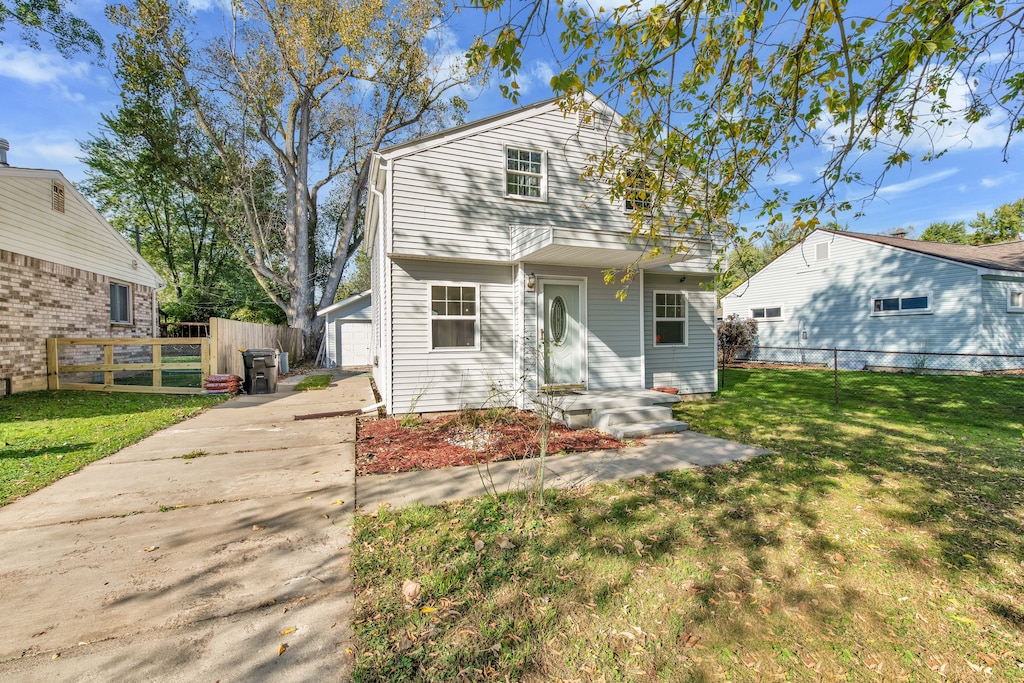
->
[365,95,720,430]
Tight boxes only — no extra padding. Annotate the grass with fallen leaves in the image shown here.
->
[0,390,224,505]
[352,369,1024,681]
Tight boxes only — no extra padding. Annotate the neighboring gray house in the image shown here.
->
[721,229,1024,362]
[365,95,721,418]
[317,290,371,368]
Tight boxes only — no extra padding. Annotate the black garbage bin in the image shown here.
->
[241,349,278,394]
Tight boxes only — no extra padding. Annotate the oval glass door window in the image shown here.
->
[550,296,567,344]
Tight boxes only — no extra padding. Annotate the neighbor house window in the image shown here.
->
[52,181,65,213]
[505,147,546,200]
[1009,291,1024,312]
[751,306,783,321]
[654,291,687,345]
[815,242,829,261]
[872,294,930,315]
[430,285,478,349]
[110,282,131,324]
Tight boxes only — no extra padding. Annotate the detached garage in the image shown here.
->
[317,291,372,368]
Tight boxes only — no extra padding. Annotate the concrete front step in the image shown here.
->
[610,420,689,440]
[592,405,674,432]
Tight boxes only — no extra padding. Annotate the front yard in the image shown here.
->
[352,369,1024,681]
[0,391,224,505]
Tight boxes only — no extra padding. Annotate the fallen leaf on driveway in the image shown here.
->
[278,643,288,656]
[144,546,159,552]
[331,500,345,506]
[252,525,265,531]
[280,627,297,636]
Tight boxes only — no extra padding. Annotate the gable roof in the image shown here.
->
[317,290,371,317]
[826,229,1024,272]
[377,91,622,160]
[0,166,164,287]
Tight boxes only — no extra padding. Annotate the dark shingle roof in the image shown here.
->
[827,230,1024,272]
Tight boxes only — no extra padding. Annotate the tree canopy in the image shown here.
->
[470,0,1024,264]
[920,197,1024,244]
[105,0,476,352]
[0,0,102,58]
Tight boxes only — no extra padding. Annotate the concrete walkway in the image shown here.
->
[0,371,373,682]
[358,430,769,511]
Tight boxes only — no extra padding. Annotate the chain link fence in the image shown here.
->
[721,345,1024,412]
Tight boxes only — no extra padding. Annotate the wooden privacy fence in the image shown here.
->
[46,337,211,395]
[208,317,304,378]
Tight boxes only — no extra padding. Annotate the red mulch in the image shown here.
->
[356,411,625,475]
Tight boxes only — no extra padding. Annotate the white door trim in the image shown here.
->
[535,275,588,388]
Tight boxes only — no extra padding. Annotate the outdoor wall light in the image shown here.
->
[526,273,536,291]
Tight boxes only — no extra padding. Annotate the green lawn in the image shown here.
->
[0,390,224,505]
[352,369,1024,681]
[294,374,333,391]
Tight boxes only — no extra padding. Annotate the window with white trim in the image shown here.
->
[1009,290,1024,312]
[430,285,478,349]
[624,166,654,214]
[505,147,546,200]
[872,294,930,315]
[654,291,687,345]
[110,282,131,324]
[751,305,783,321]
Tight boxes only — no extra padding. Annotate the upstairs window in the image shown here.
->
[52,181,65,213]
[1009,291,1023,312]
[654,291,687,345]
[872,294,930,315]
[625,166,655,214]
[505,147,546,201]
[751,306,783,321]
[430,285,478,349]
[110,282,131,324]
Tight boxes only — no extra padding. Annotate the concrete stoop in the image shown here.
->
[546,389,689,439]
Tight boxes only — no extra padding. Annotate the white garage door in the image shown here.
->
[336,320,372,367]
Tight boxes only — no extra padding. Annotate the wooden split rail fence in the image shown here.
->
[46,337,211,395]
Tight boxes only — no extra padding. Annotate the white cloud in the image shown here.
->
[877,168,959,198]
[820,67,1013,156]
[980,173,1016,188]
[517,61,555,96]
[0,46,89,102]
[769,169,802,185]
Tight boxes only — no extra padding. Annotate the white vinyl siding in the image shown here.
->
[390,260,515,414]
[644,273,716,394]
[979,277,1024,357]
[721,230,982,354]
[388,107,642,262]
[0,170,161,288]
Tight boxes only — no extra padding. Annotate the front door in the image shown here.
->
[540,281,585,387]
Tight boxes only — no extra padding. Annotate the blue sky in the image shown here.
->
[1,0,1021,238]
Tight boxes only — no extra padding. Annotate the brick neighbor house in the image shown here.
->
[0,156,164,394]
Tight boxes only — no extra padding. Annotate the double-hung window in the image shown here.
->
[1009,291,1023,313]
[625,166,655,214]
[654,291,687,345]
[871,294,930,315]
[751,306,783,321]
[505,147,546,201]
[430,285,478,349]
[110,282,131,324]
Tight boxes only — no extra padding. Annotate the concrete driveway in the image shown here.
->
[0,371,372,682]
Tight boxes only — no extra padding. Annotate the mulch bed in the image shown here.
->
[356,411,625,475]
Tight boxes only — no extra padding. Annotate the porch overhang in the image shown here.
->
[510,224,714,269]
